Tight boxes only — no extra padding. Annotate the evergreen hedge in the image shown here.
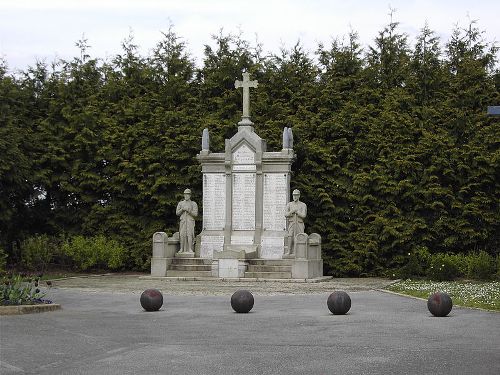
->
[1,22,498,275]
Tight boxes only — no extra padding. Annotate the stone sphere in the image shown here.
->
[327,291,351,315]
[427,292,453,317]
[140,289,163,312]
[231,290,254,313]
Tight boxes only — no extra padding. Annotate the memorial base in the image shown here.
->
[213,259,248,278]
[175,251,195,258]
[151,258,171,277]
[223,245,258,259]
[291,259,323,279]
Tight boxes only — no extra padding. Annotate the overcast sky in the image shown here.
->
[1,0,499,73]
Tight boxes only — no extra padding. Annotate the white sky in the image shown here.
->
[1,0,499,73]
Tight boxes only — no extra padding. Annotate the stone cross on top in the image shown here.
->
[235,72,258,126]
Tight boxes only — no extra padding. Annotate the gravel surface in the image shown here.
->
[49,274,396,295]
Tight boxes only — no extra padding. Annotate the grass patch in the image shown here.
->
[386,279,500,311]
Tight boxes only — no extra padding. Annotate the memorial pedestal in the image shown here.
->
[151,72,324,280]
[150,232,179,277]
[175,251,195,258]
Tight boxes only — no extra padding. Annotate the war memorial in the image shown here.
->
[150,72,324,280]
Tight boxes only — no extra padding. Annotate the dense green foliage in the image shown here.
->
[1,21,499,275]
[62,235,126,271]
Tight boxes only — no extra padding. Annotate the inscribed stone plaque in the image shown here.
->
[231,236,254,245]
[233,144,255,164]
[260,237,284,259]
[263,173,287,231]
[232,165,256,172]
[232,173,256,230]
[200,235,224,258]
[203,173,226,230]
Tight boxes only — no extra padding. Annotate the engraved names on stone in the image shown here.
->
[232,164,256,172]
[200,235,224,258]
[263,173,287,231]
[203,173,226,230]
[231,236,254,245]
[232,173,256,230]
[260,237,284,259]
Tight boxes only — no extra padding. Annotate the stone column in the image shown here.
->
[151,232,168,276]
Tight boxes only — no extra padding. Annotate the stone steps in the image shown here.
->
[246,265,291,272]
[166,257,296,279]
[245,259,292,279]
[243,271,292,279]
[167,257,213,277]
[169,264,212,271]
[171,257,212,265]
[166,270,213,277]
[247,259,293,266]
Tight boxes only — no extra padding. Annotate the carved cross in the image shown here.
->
[235,72,258,121]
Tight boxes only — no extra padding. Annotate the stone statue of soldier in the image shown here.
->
[284,189,307,256]
[176,188,198,253]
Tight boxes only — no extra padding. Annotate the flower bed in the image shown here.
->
[386,279,500,311]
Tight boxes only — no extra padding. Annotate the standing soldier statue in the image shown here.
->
[284,189,307,256]
[176,189,198,254]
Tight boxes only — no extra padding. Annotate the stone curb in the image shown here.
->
[0,304,61,316]
[139,276,333,283]
[48,273,115,281]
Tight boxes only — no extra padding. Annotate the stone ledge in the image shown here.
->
[139,276,332,283]
[0,304,61,315]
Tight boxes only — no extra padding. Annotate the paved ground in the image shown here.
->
[1,276,499,375]
[44,274,396,295]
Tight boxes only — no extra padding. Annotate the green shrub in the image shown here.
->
[427,253,464,281]
[0,247,7,274]
[467,251,496,280]
[20,234,59,271]
[62,235,126,271]
[394,246,431,279]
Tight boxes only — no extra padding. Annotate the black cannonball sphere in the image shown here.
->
[140,289,163,312]
[427,292,453,317]
[327,291,351,315]
[231,290,254,313]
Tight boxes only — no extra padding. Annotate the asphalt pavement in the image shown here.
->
[1,284,499,375]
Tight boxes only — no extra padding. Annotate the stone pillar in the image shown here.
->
[295,233,308,259]
[167,232,180,258]
[151,232,168,276]
[194,234,202,257]
[291,233,323,279]
[307,233,321,260]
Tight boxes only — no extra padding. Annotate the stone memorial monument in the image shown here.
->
[150,72,323,280]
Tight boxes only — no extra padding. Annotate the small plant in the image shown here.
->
[20,234,59,271]
[467,251,496,280]
[427,253,463,281]
[497,255,500,280]
[0,247,7,274]
[396,246,431,279]
[62,235,126,271]
[1,273,51,306]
